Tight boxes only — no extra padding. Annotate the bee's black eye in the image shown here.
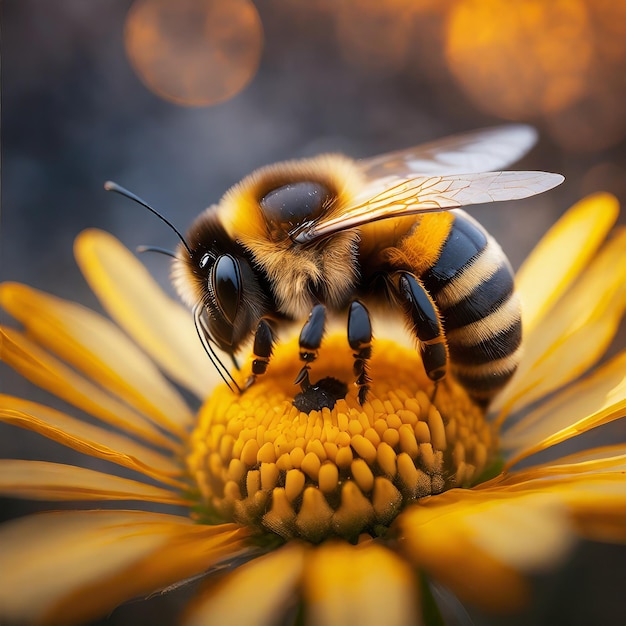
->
[212,254,241,324]
[260,182,331,228]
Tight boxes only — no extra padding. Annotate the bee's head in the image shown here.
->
[102,181,266,390]
[172,206,269,357]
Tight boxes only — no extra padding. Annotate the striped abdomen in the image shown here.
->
[420,210,522,405]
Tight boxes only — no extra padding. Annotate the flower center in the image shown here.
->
[186,334,496,543]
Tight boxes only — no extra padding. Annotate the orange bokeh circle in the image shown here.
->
[445,0,592,120]
[124,0,263,107]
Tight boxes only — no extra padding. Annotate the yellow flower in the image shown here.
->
[1,193,625,625]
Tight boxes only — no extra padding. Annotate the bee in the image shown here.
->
[108,125,563,407]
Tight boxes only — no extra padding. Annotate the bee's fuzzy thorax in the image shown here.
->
[217,153,366,244]
[209,153,366,318]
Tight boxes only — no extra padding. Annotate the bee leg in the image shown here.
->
[347,300,372,405]
[245,318,275,389]
[397,272,448,397]
[294,304,326,392]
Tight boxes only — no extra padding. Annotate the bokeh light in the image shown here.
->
[544,0,626,151]
[124,0,263,107]
[445,0,592,119]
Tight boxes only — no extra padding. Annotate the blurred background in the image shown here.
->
[2,1,626,624]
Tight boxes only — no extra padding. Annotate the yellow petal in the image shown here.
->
[184,544,306,626]
[1,327,181,451]
[0,510,250,626]
[501,351,626,468]
[402,470,626,592]
[397,489,574,612]
[302,540,422,626]
[497,445,626,482]
[514,192,619,335]
[48,523,252,626]
[0,282,193,436]
[494,228,626,416]
[476,471,626,544]
[572,486,626,543]
[74,229,220,399]
[0,395,185,487]
[0,460,186,505]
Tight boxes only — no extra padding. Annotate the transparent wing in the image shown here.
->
[292,171,564,243]
[359,124,538,179]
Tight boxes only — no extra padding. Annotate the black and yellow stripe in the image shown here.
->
[420,210,522,405]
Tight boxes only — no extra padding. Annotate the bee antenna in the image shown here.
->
[104,181,193,257]
[136,245,178,259]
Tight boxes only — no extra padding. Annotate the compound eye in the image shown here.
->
[212,255,241,324]
[260,181,332,228]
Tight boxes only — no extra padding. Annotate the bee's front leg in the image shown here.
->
[347,300,372,405]
[245,318,276,389]
[294,304,326,392]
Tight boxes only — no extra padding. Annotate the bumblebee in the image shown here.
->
[113,125,564,406]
